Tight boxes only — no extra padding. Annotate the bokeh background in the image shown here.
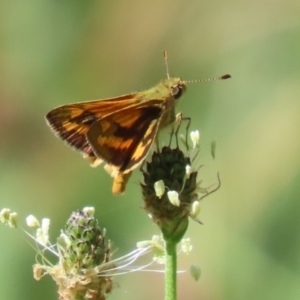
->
[1,0,300,299]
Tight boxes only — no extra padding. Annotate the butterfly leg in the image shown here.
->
[173,113,191,150]
[174,112,182,147]
[198,172,221,201]
[168,125,175,147]
[174,113,191,148]
[182,116,191,150]
[155,135,161,152]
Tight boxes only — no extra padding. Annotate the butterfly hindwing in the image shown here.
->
[86,103,163,172]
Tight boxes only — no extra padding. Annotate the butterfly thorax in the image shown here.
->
[141,77,186,101]
[155,77,186,128]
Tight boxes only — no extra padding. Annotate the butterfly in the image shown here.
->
[45,51,230,194]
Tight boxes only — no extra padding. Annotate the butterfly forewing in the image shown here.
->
[45,94,141,160]
[46,105,97,159]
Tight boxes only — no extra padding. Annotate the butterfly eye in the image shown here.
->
[171,85,183,99]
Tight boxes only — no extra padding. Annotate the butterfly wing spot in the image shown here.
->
[125,120,158,170]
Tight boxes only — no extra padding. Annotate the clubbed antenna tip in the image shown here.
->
[220,74,231,80]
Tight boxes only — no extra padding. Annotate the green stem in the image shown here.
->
[165,240,177,300]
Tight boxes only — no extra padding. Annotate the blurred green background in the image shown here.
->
[1,0,300,299]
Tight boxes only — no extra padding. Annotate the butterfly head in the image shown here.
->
[164,77,186,100]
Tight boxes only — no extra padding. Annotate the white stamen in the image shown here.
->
[167,191,180,207]
[26,215,40,229]
[154,180,165,199]
[190,130,200,149]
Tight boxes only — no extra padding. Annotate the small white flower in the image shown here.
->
[167,191,180,207]
[149,235,166,264]
[137,235,164,254]
[0,208,11,224]
[190,130,200,149]
[8,212,18,228]
[185,165,192,178]
[36,218,50,246]
[137,235,166,264]
[41,218,50,233]
[154,180,165,199]
[190,201,201,218]
[58,232,71,248]
[181,238,193,255]
[26,215,40,229]
[36,228,48,246]
[190,264,201,281]
[1,208,17,228]
[83,207,95,216]
[33,264,45,281]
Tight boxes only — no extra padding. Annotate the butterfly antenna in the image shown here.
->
[163,50,171,79]
[184,74,231,84]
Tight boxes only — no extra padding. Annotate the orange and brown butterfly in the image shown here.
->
[45,51,231,194]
